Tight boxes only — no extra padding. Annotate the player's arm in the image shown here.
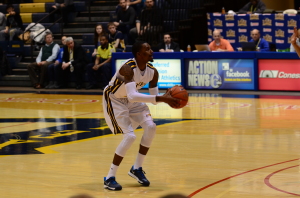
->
[121,65,179,107]
[291,27,300,58]
[120,64,156,103]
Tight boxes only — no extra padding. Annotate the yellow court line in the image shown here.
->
[36,133,115,154]
[37,120,195,154]
[215,175,264,198]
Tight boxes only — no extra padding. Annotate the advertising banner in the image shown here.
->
[185,59,255,90]
[115,59,182,88]
[259,59,300,91]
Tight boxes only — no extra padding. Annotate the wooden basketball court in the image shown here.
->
[1,89,300,198]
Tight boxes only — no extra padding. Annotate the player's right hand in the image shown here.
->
[161,90,180,108]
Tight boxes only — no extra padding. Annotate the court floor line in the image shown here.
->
[264,165,300,196]
[0,122,33,129]
[36,120,194,154]
[188,158,299,197]
[215,175,263,198]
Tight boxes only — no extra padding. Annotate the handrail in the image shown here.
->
[23,8,57,41]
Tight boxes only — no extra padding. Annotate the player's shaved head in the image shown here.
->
[132,41,147,58]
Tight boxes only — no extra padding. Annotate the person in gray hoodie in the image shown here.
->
[0,12,7,41]
[239,0,266,13]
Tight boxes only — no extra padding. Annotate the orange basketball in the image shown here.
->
[170,85,189,109]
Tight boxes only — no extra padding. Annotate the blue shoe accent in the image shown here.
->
[104,177,122,191]
[128,166,150,186]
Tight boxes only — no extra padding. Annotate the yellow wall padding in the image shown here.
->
[33,0,55,2]
[20,13,32,23]
[20,3,45,13]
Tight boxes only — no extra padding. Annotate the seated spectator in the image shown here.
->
[5,4,24,41]
[0,12,7,41]
[108,22,125,52]
[27,32,60,89]
[49,0,74,26]
[291,27,300,57]
[290,28,300,52]
[58,37,88,89]
[250,29,269,51]
[114,0,136,44]
[45,35,67,89]
[92,24,107,58]
[129,0,163,46]
[157,33,180,52]
[86,35,115,90]
[23,23,52,49]
[126,0,144,18]
[209,30,234,52]
[239,0,266,13]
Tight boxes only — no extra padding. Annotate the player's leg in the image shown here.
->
[128,103,156,186]
[103,93,136,190]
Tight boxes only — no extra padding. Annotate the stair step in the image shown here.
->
[63,28,95,33]
[79,11,112,17]
[92,1,119,6]
[90,6,116,11]
[74,17,110,22]
[2,75,30,81]
[11,69,28,75]
[0,80,32,87]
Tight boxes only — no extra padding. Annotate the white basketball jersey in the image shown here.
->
[108,58,155,98]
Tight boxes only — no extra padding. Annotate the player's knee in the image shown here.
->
[141,123,156,147]
[124,132,136,143]
[147,122,156,136]
[115,132,136,157]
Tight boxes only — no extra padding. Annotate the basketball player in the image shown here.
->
[291,27,300,57]
[103,41,179,191]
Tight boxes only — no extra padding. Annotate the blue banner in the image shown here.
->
[185,59,255,90]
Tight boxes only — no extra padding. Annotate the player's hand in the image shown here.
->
[160,89,180,108]
[291,27,298,45]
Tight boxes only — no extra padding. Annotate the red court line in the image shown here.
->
[264,165,300,196]
[66,111,102,117]
[188,158,299,197]
[0,122,32,129]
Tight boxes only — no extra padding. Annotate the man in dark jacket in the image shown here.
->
[239,0,266,13]
[49,0,74,25]
[129,0,163,45]
[5,4,24,41]
[58,37,88,89]
[114,0,136,44]
[157,33,180,52]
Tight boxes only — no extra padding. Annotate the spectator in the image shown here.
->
[27,32,60,89]
[0,12,7,41]
[209,30,234,52]
[49,0,74,26]
[108,22,125,52]
[290,28,300,52]
[239,0,266,13]
[126,0,145,16]
[59,37,88,89]
[157,33,180,52]
[45,35,67,89]
[115,0,136,44]
[92,24,107,58]
[129,0,163,46]
[86,35,115,89]
[5,4,24,41]
[250,29,269,51]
